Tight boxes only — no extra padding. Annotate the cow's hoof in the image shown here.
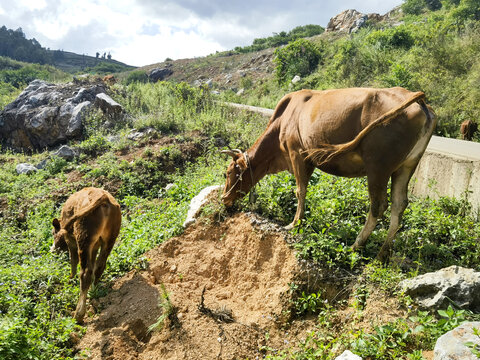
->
[375,249,390,264]
[284,223,294,230]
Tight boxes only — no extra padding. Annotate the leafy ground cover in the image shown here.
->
[0,81,479,359]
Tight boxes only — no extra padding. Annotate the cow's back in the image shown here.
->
[61,188,121,242]
[281,87,425,149]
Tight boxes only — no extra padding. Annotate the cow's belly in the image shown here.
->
[317,151,367,178]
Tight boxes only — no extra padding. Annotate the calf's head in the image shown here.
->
[221,150,253,207]
[51,218,68,253]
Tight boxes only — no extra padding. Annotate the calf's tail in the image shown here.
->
[62,194,110,229]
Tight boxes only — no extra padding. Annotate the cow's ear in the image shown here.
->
[236,157,248,171]
[52,218,61,232]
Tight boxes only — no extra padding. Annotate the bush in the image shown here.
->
[274,39,322,85]
[124,70,148,85]
[366,26,415,50]
[402,0,427,15]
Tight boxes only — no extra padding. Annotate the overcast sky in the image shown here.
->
[0,0,403,67]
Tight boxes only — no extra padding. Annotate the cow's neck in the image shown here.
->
[246,123,286,185]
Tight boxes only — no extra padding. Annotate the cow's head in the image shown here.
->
[221,149,253,207]
[51,218,68,253]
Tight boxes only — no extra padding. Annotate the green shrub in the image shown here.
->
[402,0,427,15]
[366,26,415,50]
[124,70,148,85]
[274,38,322,85]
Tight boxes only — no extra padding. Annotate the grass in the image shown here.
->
[0,79,479,359]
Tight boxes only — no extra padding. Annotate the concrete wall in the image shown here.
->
[226,103,480,217]
[411,136,480,218]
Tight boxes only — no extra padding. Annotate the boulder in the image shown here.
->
[434,322,480,360]
[53,145,76,161]
[0,79,106,151]
[326,9,383,34]
[16,163,37,175]
[335,350,363,360]
[183,185,223,228]
[94,93,122,117]
[148,67,173,82]
[400,266,480,312]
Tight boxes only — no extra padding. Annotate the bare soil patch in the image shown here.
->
[77,213,313,359]
[76,212,411,359]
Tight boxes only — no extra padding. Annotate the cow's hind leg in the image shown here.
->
[93,237,115,284]
[75,245,96,323]
[376,165,416,262]
[352,174,389,250]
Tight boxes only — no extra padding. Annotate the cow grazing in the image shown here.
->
[222,87,436,261]
[102,74,116,85]
[460,120,478,140]
[52,187,121,323]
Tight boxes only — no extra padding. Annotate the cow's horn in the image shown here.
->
[220,149,243,157]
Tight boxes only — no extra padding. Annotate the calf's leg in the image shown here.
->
[93,238,115,284]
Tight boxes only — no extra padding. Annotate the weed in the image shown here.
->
[147,283,176,333]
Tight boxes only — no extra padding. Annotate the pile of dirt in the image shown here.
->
[77,213,317,359]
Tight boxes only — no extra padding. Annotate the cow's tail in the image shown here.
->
[62,193,110,229]
[303,91,426,167]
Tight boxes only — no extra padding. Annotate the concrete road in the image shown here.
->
[427,136,480,161]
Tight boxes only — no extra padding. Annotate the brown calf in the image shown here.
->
[52,187,121,323]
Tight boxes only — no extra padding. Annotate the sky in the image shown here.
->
[0,0,403,67]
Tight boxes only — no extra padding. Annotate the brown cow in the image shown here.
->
[102,74,116,85]
[460,120,478,140]
[222,87,436,261]
[52,187,121,323]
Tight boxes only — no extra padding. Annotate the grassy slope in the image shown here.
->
[0,82,479,359]
[1,2,480,358]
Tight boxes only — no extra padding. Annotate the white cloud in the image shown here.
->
[0,0,404,66]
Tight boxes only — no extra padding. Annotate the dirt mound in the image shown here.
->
[77,213,316,359]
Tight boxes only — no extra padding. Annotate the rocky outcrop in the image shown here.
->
[400,266,480,312]
[434,322,480,359]
[148,67,173,82]
[94,93,122,116]
[326,9,383,34]
[0,79,123,152]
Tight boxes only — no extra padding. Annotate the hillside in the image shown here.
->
[131,3,480,140]
[47,50,135,73]
[1,2,480,359]
[0,25,134,74]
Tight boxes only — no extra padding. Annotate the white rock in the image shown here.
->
[291,75,302,84]
[16,163,37,175]
[335,350,362,360]
[434,322,480,360]
[183,185,223,228]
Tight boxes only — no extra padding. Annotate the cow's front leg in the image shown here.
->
[285,152,314,230]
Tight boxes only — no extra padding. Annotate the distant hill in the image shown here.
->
[0,25,135,74]
[46,49,135,73]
